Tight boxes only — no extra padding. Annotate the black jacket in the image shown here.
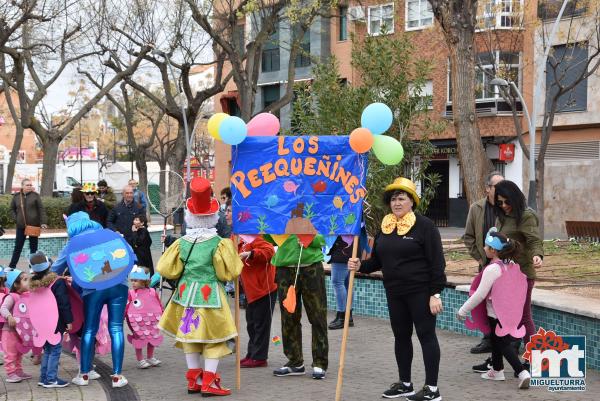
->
[107,200,145,244]
[30,272,73,334]
[131,227,154,271]
[360,214,447,296]
[69,200,109,227]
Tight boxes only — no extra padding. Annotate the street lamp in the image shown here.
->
[151,48,193,195]
[490,77,536,210]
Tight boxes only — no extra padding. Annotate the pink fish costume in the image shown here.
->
[126,267,163,368]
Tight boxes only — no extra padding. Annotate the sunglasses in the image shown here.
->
[496,199,511,206]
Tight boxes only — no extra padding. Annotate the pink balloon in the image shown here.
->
[247,113,280,136]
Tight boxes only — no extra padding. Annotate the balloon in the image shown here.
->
[247,113,280,136]
[219,116,247,145]
[361,103,393,135]
[207,113,228,140]
[349,127,374,153]
[372,135,404,165]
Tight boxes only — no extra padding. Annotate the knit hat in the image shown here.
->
[6,269,23,290]
[485,227,507,251]
[129,265,150,280]
[29,251,52,273]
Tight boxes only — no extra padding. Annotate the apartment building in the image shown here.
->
[214,1,600,234]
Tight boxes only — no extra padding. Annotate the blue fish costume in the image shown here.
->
[52,212,135,388]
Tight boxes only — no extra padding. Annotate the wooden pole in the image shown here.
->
[233,236,241,390]
[335,236,359,401]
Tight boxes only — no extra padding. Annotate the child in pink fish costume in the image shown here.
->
[0,269,32,382]
[28,251,77,388]
[126,266,163,369]
[457,229,531,390]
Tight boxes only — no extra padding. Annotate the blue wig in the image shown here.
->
[66,211,103,238]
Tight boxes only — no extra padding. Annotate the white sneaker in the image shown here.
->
[112,375,128,388]
[138,359,151,369]
[312,367,326,380]
[71,373,89,386]
[88,370,101,380]
[481,369,505,381]
[518,370,531,389]
[147,357,161,367]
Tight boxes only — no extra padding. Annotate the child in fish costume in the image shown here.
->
[52,211,135,388]
[457,228,531,390]
[126,266,163,369]
[157,177,242,396]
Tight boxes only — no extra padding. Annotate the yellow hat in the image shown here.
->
[81,182,98,193]
[385,177,420,206]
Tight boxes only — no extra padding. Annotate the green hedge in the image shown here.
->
[0,194,71,229]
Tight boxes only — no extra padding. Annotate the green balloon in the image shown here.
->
[372,135,404,165]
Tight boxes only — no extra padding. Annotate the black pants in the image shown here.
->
[386,290,440,386]
[9,227,38,268]
[489,317,525,374]
[245,290,277,360]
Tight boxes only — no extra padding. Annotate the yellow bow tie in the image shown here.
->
[381,212,416,235]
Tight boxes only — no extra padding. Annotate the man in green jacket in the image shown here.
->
[463,171,503,355]
[266,234,329,380]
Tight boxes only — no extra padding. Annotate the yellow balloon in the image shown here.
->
[207,113,229,140]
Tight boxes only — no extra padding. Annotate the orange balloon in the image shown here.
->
[349,128,374,153]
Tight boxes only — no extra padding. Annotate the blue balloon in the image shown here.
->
[219,116,248,145]
[361,103,393,135]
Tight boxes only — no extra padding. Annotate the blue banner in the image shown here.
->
[230,136,367,235]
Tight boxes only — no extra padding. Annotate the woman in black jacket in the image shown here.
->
[348,177,446,401]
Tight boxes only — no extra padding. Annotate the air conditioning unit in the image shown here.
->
[348,6,365,21]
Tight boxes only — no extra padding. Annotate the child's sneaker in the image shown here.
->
[71,373,89,386]
[138,359,151,369]
[43,378,70,388]
[16,371,32,380]
[37,378,46,386]
[273,365,305,376]
[6,373,23,383]
[518,370,531,389]
[382,382,415,398]
[88,369,101,380]
[481,369,505,381]
[112,375,128,388]
[147,357,161,367]
[312,367,326,380]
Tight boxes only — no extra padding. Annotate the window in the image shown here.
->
[339,6,348,41]
[293,25,311,68]
[263,84,280,110]
[406,0,433,30]
[475,51,520,100]
[409,80,433,109]
[447,51,521,102]
[546,43,588,113]
[368,3,394,35]
[261,28,280,72]
[538,0,587,20]
[477,0,523,29]
[226,98,241,117]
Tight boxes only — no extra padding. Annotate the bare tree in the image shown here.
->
[0,0,53,49]
[0,0,152,195]
[184,0,334,121]
[429,0,493,204]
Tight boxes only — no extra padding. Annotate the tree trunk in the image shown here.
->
[4,124,24,194]
[240,81,254,122]
[430,1,492,205]
[135,155,148,206]
[536,155,545,238]
[167,125,188,202]
[40,136,61,196]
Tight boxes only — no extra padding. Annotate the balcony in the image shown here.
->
[444,98,523,118]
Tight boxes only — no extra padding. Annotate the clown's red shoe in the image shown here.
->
[186,368,203,394]
[201,371,230,397]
